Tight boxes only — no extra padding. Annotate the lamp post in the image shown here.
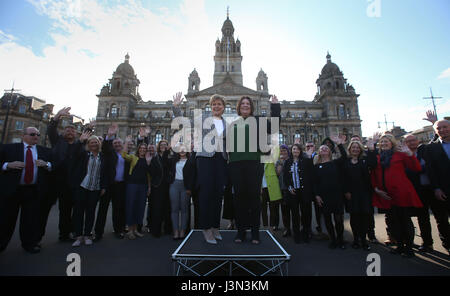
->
[302,110,314,144]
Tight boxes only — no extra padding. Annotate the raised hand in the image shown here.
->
[366,138,375,151]
[125,135,133,143]
[107,123,118,137]
[305,146,314,158]
[331,134,346,145]
[372,132,381,142]
[398,143,413,156]
[423,110,437,124]
[294,137,301,144]
[173,92,185,107]
[270,94,279,104]
[55,107,71,120]
[80,130,92,142]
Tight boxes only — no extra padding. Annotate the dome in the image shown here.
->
[115,53,135,77]
[190,68,199,77]
[320,52,342,77]
[221,17,234,36]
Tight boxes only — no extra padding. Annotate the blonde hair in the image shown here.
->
[87,135,102,151]
[209,94,226,107]
[378,133,398,151]
[347,140,366,159]
[314,145,332,165]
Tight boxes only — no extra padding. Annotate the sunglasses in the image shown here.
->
[27,133,40,137]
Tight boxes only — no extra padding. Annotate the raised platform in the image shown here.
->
[171,230,290,276]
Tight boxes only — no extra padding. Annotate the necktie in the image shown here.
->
[24,146,34,184]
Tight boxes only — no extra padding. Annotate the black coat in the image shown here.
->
[405,144,427,192]
[424,139,450,197]
[69,140,107,191]
[101,139,130,187]
[0,143,52,197]
[282,155,314,202]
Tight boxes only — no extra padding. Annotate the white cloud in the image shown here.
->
[438,67,450,80]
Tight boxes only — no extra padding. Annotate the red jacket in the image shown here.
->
[371,152,423,209]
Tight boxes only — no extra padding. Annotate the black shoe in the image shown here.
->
[234,232,246,243]
[352,241,361,249]
[402,249,415,258]
[23,246,40,254]
[418,244,433,253]
[338,241,346,249]
[272,226,279,231]
[59,235,72,242]
[283,229,291,237]
[0,245,6,253]
[316,226,322,233]
[115,232,125,239]
[328,241,337,249]
[93,235,103,242]
[294,234,301,244]
[390,245,404,255]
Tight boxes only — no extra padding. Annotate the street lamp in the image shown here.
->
[302,110,314,144]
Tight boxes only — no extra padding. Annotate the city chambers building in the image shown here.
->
[94,15,362,146]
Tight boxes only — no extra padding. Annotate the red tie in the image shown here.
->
[24,145,34,184]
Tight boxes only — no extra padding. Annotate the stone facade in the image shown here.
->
[95,16,362,146]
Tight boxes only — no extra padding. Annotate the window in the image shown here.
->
[261,109,267,116]
[222,65,225,72]
[155,131,162,144]
[19,105,26,114]
[0,120,3,127]
[205,104,211,113]
[279,133,284,144]
[231,65,234,72]
[15,121,24,130]
[111,104,118,118]
[43,112,48,120]
[338,104,345,119]
[294,132,301,142]
[225,104,231,114]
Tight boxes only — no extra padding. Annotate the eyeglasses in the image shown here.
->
[306,145,314,148]
[27,133,40,137]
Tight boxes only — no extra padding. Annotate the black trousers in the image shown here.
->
[323,213,344,243]
[314,200,323,231]
[229,160,264,240]
[94,181,126,236]
[72,187,100,237]
[367,210,376,239]
[261,188,280,228]
[416,186,449,248]
[58,184,74,237]
[0,186,40,250]
[196,153,227,230]
[285,190,312,236]
[350,213,370,242]
[149,183,172,237]
[281,190,291,230]
[38,184,58,241]
[390,206,415,249]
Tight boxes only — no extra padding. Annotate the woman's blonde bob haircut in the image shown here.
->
[209,94,226,107]
[378,133,399,151]
[347,140,366,159]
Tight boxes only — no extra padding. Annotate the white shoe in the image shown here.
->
[134,230,144,238]
[84,237,93,245]
[72,237,83,247]
[213,229,222,241]
[127,232,136,240]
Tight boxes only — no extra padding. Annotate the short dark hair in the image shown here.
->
[236,96,254,116]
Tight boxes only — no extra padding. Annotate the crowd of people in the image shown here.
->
[0,94,448,260]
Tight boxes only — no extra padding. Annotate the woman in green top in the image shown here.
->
[228,95,280,244]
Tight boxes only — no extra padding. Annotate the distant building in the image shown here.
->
[0,93,85,146]
[95,15,362,146]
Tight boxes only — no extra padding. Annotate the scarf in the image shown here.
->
[379,149,394,169]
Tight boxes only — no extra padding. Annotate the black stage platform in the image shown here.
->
[171,230,290,276]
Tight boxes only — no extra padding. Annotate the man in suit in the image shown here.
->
[424,119,450,254]
[404,134,435,252]
[0,127,52,253]
[93,123,128,240]
[43,107,78,242]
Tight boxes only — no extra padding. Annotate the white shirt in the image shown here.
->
[175,159,187,180]
[213,118,224,136]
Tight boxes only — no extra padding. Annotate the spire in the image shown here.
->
[227,6,229,19]
[125,53,130,63]
[326,51,331,63]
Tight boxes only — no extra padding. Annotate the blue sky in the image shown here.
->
[0,0,449,136]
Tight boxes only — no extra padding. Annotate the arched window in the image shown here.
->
[222,65,225,72]
[225,104,231,114]
[111,104,118,118]
[338,103,345,119]
[155,131,162,144]
[231,65,234,72]
[294,131,301,143]
[336,81,339,89]
[260,83,264,90]
[205,104,211,113]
